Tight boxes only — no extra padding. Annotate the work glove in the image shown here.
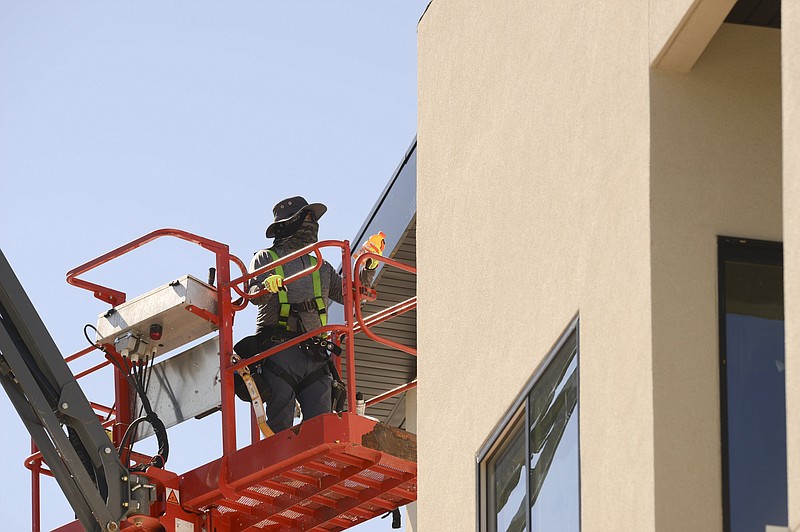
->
[357,231,386,270]
[262,274,285,293]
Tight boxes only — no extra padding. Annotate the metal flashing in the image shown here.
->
[331,138,417,426]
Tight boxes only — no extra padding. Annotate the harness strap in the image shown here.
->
[266,249,290,329]
[231,355,274,438]
[310,256,327,327]
[291,299,322,312]
[266,249,326,329]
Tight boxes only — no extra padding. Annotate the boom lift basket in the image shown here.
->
[9,228,417,532]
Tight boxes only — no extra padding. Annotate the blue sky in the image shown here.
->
[0,2,425,530]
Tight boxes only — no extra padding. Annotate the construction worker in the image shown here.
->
[243,196,382,433]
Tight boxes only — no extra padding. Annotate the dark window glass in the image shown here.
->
[482,327,579,532]
[719,238,787,532]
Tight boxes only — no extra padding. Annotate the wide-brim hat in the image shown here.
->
[265,196,327,238]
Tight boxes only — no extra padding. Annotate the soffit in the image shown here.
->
[725,0,780,28]
[346,218,417,427]
[651,0,780,72]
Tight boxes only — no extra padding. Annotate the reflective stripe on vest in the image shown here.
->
[266,249,327,329]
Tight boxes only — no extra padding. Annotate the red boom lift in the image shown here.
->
[0,229,417,532]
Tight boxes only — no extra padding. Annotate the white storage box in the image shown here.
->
[95,275,218,357]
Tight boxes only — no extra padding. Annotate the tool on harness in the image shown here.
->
[255,329,345,411]
[263,328,342,359]
[300,335,343,358]
[329,360,346,412]
[266,249,326,329]
[232,335,270,401]
[231,353,274,439]
[239,328,338,392]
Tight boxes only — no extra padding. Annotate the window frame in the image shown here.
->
[476,317,580,532]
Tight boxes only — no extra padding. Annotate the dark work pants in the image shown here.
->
[263,345,332,433]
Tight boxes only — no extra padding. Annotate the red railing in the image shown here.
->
[27,229,416,531]
[353,252,418,357]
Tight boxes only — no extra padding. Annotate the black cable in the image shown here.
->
[144,354,155,397]
[100,347,166,469]
[81,323,170,470]
[135,354,156,436]
[104,402,115,423]
[117,416,148,456]
[129,361,144,445]
[95,341,142,466]
[130,356,156,446]
[83,324,102,351]
[124,354,169,469]
[119,384,169,469]
[147,413,169,469]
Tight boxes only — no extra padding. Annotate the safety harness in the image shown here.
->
[266,249,327,329]
[259,334,343,405]
[263,249,345,411]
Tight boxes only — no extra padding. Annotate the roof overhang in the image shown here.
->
[651,0,780,72]
[330,139,417,427]
[652,0,740,72]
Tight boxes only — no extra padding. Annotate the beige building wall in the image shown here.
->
[650,23,782,531]
[650,0,738,70]
[783,3,800,531]
[418,1,653,531]
[419,3,789,532]
[650,0,706,57]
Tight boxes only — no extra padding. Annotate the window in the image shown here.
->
[718,237,787,532]
[479,323,580,532]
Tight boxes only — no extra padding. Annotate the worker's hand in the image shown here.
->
[262,274,285,293]
[361,232,386,270]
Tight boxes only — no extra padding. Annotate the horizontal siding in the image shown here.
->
[343,218,416,426]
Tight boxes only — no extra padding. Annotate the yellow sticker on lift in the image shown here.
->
[166,488,180,505]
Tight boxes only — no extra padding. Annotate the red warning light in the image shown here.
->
[149,323,163,341]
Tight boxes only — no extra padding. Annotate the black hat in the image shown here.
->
[265,196,327,238]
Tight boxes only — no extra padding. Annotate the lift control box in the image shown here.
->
[95,275,218,358]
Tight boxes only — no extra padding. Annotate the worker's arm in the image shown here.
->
[248,250,278,306]
[328,232,384,304]
[359,267,376,290]
[326,263,375,305]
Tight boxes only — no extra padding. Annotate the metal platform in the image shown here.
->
[181,413,417,531]
[17,230,417,532]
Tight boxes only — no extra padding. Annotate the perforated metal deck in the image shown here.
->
[180,413,417,531]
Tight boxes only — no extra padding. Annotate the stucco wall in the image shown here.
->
[650,0,738,70]
[651,0,710,63]
[418,1,653,531]
[783,3,800,531]
[650,23,782,532]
